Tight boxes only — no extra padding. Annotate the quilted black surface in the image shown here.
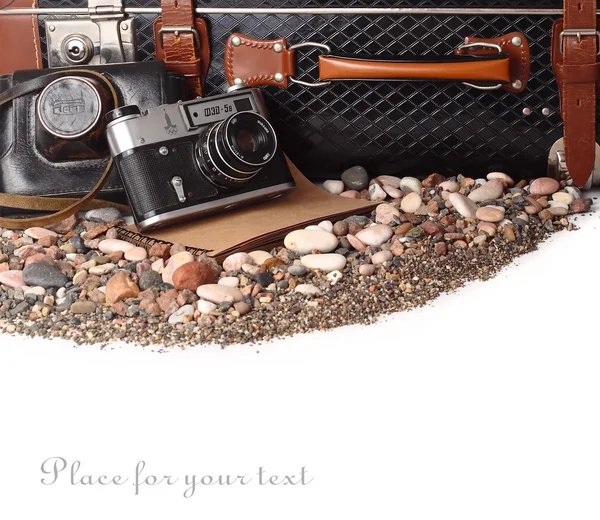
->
[38,1,580,180]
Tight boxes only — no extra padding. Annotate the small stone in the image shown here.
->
[326,270,343,284]
[323,180,345,195]
[552,192,575,206]
[301,253,347,272]
[382,185,402,199]
[233,301,251,316]
[439,180,460,193]
[105,271,140,305]
[242,263,260,276]
[565,186,583,199]
[368,183,387,201]
[355,224,394,247]
[400,176,422,194]
[406,226,425,239]
[223,252,254,272]
[333,221,349,236]
[477,222,497,236]
[22,263,68,288]
[503,226,516,242]
[168,304,195,325]
[372,250,393,265]
[473,235,488,245]
[45,214,78,234]
[571,198,592,213]
[197,300,217,314]
[172,262,216,291]
[341,166,369,191]
[376,175,402,188]
[0,270,26,288]
[295,284,322,296]
[375,203,401,225]
[162,251,195,284]
[421,221,444,236]
[468,180,504,202]
[547,201,569,216]
[487,172,515,187]
[219,277,240,288]
[476,206,505,223]
[38,235,58,248]
[400,192,422,214]
[287,265,308,276]
[422,173,445,188]
[247,251,273,265]
[84,207,122,223]
[148,243,171,258]
[434,242,447,256]
[98,239,135,255]
[71,301,96,314]
[449,193,478,218]
[24,286,46,297]
[88,263,116,276]
[24,227,58,240]
[346,234,367,251]
[124,247,147,262]
[139,269,162,290]
[339,190,360,199]
[318,220,334,234]
[359,264,376,276]
[530,177,560,196]
[284,229,338,254]
[255,272,274,286]
[196,284,243,304]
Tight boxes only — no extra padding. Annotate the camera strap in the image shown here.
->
[0,69,129,229]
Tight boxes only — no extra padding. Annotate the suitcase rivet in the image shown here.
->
[121,23,129,31]
[274,73,284,83]
[273,43,283,53]
[522,107,532,116]
[232,36,241,47]
[512,80,523,90]
[542,108,551,116]
[511,36,523,47]
[48,25,55,32]
[233,78,244,85]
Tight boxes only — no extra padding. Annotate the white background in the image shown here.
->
[0,196,598,520]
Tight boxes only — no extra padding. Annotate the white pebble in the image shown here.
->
[218,276,240,288]
[355,224,393,247]
[247,250,273,265]
[124,247,147,262]
[284,229,338,254]
[295,284,322,296]
[382,185,402,199]
[323,180,345,195]
[400,176,422,194]
[301,253,347,272]
[448,192,478,218]
[197,300,217,314]
[371,250,393,265]
[552,192,574,206]
[368,183,387,201]
[98,239,135,254]
[318,220,334,233]
[400,192,422,214]
[326,270,343,284]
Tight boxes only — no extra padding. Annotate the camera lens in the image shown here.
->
[196,112,277,187]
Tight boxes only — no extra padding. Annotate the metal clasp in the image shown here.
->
[559,29,600,54]
[455,41,504,91]
[288,42,332,88]
[158,26,201,51]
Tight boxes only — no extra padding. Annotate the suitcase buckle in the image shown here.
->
[157,26,201,52]
[288,42,332,88]
[455,41,504,91]
[559,29,600,55]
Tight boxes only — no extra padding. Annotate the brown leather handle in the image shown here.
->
[318,55,511,84]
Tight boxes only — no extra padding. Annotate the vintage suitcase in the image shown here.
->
[1,1,595,183]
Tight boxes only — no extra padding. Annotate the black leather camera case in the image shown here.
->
[0,61,185,206]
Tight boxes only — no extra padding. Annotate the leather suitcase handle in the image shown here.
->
[225,32,530,93]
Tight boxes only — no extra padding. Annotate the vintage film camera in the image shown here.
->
[106,87,296,231]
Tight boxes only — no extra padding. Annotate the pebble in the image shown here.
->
[287,265,308,276]
[172,262,216,291]
[530,177,560,196]
[24,286,46,297]
[359,264,376,276]
[487,172,514,187]
[340,190,360,199]
[346,234,367,251]
[295,284,322,296]
[0,270,26,288]
[105,271,140,305]
[448,193,478,218]
[476,206,505,223]
[368,184,387,201]
[139,270,162,290]
[71,301,96,314]
[196,284,243,304]
[242,263,260,276]
[375,204,401,225]
[565,186,582,199]
[422,173,445,187]
[88,263,116,276]
[197,300,217,314]
[468,180,504,202]
[355,224,393,247]
[223,252,254,272]
[72,271,87,285]
[400,177,422,194]
[219,277,240,288]
[318,220,334,233]
[247,250,273,265]
[400,192,422,214]
[234,302,251,316]
[333,221,349,236]
[326,270,343,284]
[162,251,195,284]
[124,247,147,262]
[477,222,497,236]
[168,305,195,325]
[24,227,58,240]
[552,192,574,206]
[84,207,122,223]
[571,198,592,213]
[22,263,68,289]
[341,166,369,191]
[284,229,338,254]
[323,180,345,195]
[439,180,460,193]
[548,201,569,216]
[98,239,135,254]
[382,185,402,199]
[371,250,393,265]
[301,253,347,272]
[375,175,402,188]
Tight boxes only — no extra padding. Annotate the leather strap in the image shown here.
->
[552,1,598,188]
[154,0,210,98]
[0,0,42,75]
[225,32,530,92]
[0,69,129,229]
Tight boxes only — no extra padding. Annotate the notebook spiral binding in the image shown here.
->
[116,227,213,256]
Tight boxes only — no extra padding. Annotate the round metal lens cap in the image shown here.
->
[37,76,103,140]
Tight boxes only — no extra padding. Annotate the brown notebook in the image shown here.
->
[117,156,377,261]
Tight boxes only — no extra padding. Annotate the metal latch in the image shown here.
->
[548,138,600,189]
[45,0,136,68]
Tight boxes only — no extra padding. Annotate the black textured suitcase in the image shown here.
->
[32,1,578,181]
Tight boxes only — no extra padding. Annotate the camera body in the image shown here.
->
[106,87,296,231]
